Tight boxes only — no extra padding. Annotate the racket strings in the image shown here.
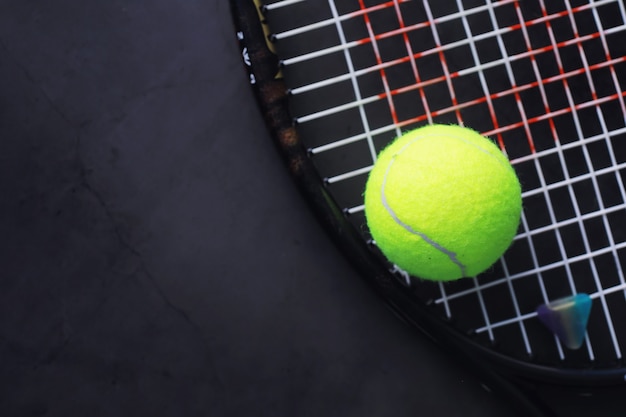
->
[264,0,626,366]
[492,0,614,359]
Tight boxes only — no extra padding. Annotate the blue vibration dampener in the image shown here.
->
[536,293,592,350]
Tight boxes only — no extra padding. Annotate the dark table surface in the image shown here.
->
[0,2,513,416]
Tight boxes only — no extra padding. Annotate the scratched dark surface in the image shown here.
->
[0,2,513,416]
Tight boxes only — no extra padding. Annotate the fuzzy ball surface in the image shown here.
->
[364,124,522,281]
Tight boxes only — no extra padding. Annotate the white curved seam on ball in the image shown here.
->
[381,152,468,277]
[377,130,511,278]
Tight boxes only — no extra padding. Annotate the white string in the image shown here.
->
[263,0,304,11]
[589,0,626,304]
[558,0,619,359]
[483,0,534,354]
[273,0,411,41]
[515,0,576,359]
[327,0,377,162]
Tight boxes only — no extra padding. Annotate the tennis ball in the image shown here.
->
[364,124,522,281]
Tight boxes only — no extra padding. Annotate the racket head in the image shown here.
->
[232,0,626,387]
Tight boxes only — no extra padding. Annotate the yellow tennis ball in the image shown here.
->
[364,124,522,281]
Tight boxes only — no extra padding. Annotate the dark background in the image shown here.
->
[0,2,512,416]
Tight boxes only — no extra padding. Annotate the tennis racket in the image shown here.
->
[230,1,626,416]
